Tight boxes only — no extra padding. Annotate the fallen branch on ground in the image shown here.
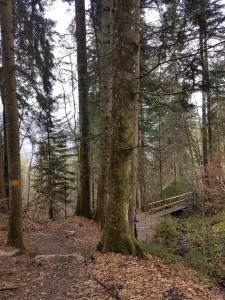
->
[0,286,21,291]
[93,276,124,300]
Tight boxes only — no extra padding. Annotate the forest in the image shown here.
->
[1,0,225,285]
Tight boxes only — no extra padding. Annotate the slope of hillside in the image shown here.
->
[0,213,224,300]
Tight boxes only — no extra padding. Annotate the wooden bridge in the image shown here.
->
[137,192,193,241]
[148,192,193,217]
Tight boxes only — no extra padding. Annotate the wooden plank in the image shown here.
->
[149,198,190,213]
[155,205,188,217]
[148,192,192,207]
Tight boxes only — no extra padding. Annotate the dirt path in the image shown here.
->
[1,213,225,300]
[0,215,111,300]
[136,211,158,241]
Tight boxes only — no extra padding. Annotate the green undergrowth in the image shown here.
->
[161,180,193,199]
[142,211,225,281]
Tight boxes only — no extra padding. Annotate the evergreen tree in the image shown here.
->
[0,0,56,202]
[183,0,225,186]
[13,0,55,138]
[32,128,75,219]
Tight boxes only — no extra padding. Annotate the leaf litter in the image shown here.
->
[0,213,225,299]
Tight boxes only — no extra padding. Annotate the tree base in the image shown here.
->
[97,233,147,259]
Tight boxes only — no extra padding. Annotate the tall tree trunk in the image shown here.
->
[138,99,147,210]
[0,128,6,211]
[75,0,91,219]
[158,114,163,199]
[0,69,7,208]
[95,0,113,228]
[2,101,9,202]
[23,145,34,218]
[128,0,140,234]
[0,0,25,248]
[199,3,209,186]
[47,118,53,219]
[205,49,212,161]
[215,82,222,174]
[98,0,145,258]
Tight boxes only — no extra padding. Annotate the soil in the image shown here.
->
[0,213,225,300]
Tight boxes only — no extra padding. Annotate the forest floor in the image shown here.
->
[0,213,225,300]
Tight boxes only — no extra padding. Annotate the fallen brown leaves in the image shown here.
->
[0,213,225,299]
[90,251,225,299]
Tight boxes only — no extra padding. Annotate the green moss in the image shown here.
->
[161,180,192,199]
[97,230,147,259]
[143,210,225,280]
[143,242,182,264]
[114,235,135,255]
[154,216,178,247]
[133,239,148,259]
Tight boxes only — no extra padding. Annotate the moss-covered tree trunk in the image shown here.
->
[128,0,140,234]
[1,0,25,249]
[75,0,91,219]
[98,0,145,258]
[95,0,113,228]
[138,100,148,210]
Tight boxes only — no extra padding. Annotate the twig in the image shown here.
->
[0,286,21,291]
[93,276,108,289]
[93,276,124,300]
[110,283,124,300]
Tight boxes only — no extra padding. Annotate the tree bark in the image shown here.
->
[0,128,6,211]
[1,95,9,202]
[138,100,147,210]
[75,0,91,219]
[128,0,140,234]
[199,2,209,186]
[95,0,113,228]
[0,0,25,248]
[98,0,145,258]
[46,118,53,220]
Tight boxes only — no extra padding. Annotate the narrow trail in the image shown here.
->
[1,214,225,299]
[136,211,157,241]
[0,215,110,300]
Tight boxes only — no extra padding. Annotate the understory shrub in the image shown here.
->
[154,215,178,247]
[144,210,225,281]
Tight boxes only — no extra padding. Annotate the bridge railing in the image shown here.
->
[148,192,193,214]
